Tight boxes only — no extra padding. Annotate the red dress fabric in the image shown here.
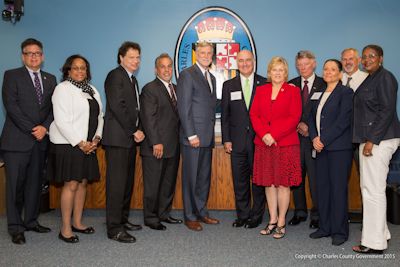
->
[253,144,301,187]
[250,82,302,187]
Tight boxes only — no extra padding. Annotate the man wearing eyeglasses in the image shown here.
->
[0,38,56,244]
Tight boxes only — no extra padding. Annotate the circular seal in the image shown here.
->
[174,6,257,100]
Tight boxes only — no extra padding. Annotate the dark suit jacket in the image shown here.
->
[309,84,353,151]
[0,67,56,152]
[353,66,400,144]
[289,75,326,124]
[177,64,217,147]
[102,66,140,148]
[139,78,179,158]
[221,74,267,153]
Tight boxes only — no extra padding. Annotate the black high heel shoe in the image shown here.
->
[260,222,277,235]
[352,245,383,254]
[58,232,79,243]
[273,225,286,239]
[71,225,95,234]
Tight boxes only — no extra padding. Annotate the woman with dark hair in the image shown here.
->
[47,55,103,243]
[352,45,400,254]
[308,59,353,246]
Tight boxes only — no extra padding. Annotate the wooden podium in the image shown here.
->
[49,143,362,211]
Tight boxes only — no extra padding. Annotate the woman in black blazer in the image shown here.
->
[308,59,353,246]
[352,45,400,254]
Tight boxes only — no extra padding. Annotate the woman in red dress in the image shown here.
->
[250,56,302,239]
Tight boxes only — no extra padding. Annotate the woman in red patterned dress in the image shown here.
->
[250,56,302,239]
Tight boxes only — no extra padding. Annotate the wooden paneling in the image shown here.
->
[50,145,362,211]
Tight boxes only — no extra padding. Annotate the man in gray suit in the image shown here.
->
[1,38,56,244]
[177,41,218,231]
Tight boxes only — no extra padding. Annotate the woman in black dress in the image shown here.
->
[48,55,103,243]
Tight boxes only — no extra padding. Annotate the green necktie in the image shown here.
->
[243,78,251,109]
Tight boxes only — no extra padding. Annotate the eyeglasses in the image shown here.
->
[361,54,378,60]
[71,66,87,71]
[23,51,43,57]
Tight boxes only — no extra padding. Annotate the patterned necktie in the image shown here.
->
[346,76,352,88]
[204,70,213,92]
[168,83,177,111]
[33,72,43,105]
[243,78,251,109]
[302,80,309,105]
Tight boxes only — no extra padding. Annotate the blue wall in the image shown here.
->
[1,0,400,130]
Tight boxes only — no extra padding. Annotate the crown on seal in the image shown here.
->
[195,17,236,42]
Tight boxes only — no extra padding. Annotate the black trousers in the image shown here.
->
[142,150,180,225]
[4,143,45,235]
[105,146,136,235]
[231,136,265,222]
[291,136,318,219]
[316,149,352,239]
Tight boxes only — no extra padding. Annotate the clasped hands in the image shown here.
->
[312,136,324,152]
[78,139,100,155]
[262,133,276,147]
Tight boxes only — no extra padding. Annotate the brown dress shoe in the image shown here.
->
[201,216,220,224]
[185,220,202,231]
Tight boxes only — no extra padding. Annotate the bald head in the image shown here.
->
[237,50,255,77]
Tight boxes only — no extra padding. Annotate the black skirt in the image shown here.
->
[47,97,100,183]
[47,143,100,183]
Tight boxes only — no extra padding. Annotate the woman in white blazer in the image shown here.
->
[47,55,103,243]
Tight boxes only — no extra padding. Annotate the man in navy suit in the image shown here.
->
[140,53,182,230]
[288,50,325,229]
[221,50,266,228]
[1,38,56,244]
[177,41,218,231]
[103,42,145,243]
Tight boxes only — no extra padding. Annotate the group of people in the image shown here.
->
[1,38,398,255]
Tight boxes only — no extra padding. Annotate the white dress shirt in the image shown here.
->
[342,69,368,92]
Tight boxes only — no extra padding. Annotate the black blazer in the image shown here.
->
[139,78,179,158]
[221,73,267,153]
[309,84,353,151]
[0,67,56,152]
[102,66,140,148]
[353,66,400,144]
[289,75,326,124]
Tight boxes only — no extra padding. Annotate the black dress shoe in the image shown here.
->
[288,215,307,226]
[309,219,319,229]
[11,233,26,245]
[353,245,383,254]
[27,224,51,233]
[145,223,167,231]
[58,232,79,243]
[332,237,347,246]
[309,230,330,239]
[162,216,183,224]
[108,231,136,243]
[244,218,262,229]
[232,219,246,228]
[124,222,142,231]
[71,225,95,234]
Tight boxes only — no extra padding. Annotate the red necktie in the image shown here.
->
[302,80,309,105]
[168,83,177,111]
